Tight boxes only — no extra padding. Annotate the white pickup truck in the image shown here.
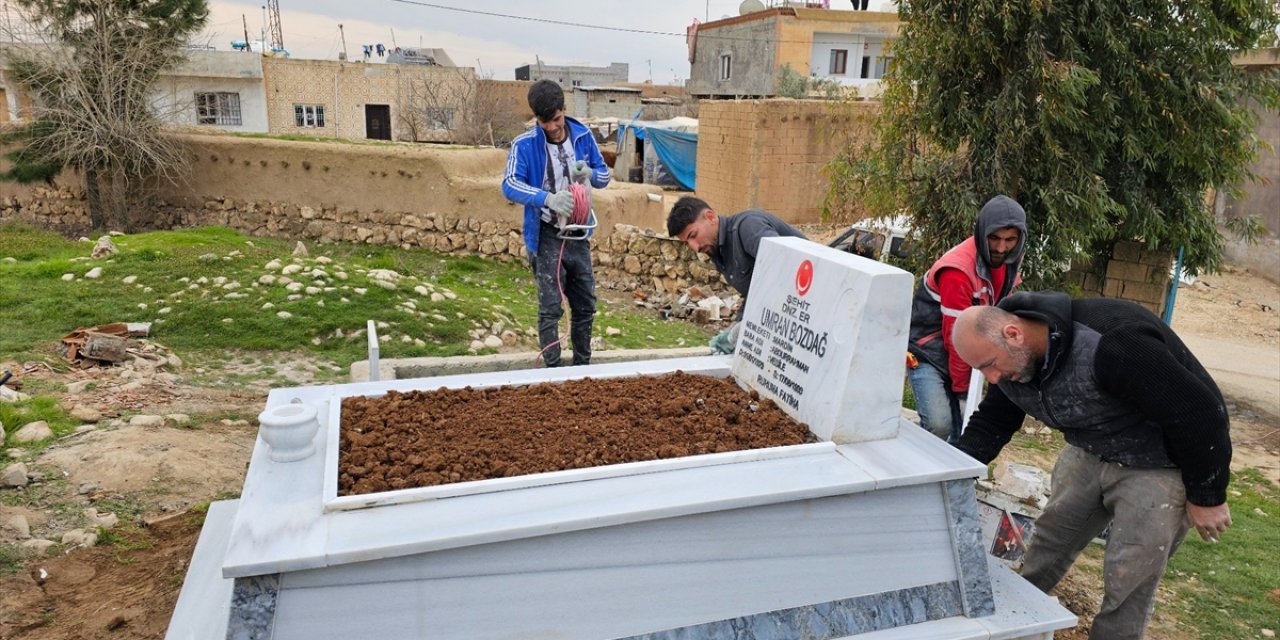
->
[828,215,914,263]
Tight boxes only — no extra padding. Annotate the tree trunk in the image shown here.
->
[85,167,106,231]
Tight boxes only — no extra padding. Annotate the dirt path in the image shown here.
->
[0,267,1276,640]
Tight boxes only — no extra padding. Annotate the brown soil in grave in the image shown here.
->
[339,371,815,496]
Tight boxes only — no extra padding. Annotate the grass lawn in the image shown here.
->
[0,223,710,366]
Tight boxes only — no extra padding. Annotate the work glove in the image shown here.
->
[709,323,740,355]
[569,160,592,185]
[546,190,574,221]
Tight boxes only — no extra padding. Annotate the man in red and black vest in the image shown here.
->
[906,195,1027,442]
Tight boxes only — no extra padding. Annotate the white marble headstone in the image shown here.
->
[731,237,913,444]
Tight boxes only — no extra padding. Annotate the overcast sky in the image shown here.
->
[199,1,894,84]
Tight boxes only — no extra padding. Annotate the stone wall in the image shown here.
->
[594,225,728,296]
[0,185,734,299]
[1065,240,1173,316]
[0,133,733,293]
[696,99,880,224]
[0,134,668,251]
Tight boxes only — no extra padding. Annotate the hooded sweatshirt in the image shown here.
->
[908,195,1028,392]
[956,291,1232,507]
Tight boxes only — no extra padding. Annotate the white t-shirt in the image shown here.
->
[541,138,577,223]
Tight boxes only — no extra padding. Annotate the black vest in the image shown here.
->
[999,322,1175,469]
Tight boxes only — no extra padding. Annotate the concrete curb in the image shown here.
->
[350,347,712,382]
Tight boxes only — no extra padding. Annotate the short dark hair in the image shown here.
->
[667,196,710,237]
[528,80,565,122]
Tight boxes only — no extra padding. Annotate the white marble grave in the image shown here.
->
[732,237,912,443]
[167,238,1073,640]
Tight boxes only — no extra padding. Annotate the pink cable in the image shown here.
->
[568,182,591,225]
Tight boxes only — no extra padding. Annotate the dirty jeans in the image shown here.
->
[1022,445,1189,640]
[532,223,595,367]
[906,361,962,442]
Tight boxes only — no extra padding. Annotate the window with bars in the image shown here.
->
[195,92,242,126]
[425,108,455,130]
[294,104,326,128]
[829,49,848,75]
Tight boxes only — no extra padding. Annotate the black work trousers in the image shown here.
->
[532,222,595,367]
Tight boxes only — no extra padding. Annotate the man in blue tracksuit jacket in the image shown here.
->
[501,80,610,367]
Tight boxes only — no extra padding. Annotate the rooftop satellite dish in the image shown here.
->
[739,0,765,14]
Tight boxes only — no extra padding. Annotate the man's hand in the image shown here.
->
[569,161,592,185]
[1186,502,1232,542]
[546,190,574,219]
[709,323,740,355]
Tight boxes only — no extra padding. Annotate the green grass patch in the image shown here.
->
[0,396,75,450]
[0,224,708,368]
[90,495,151,525]
[1160,468,1280,639]
[97,524,155,564]
[0,543,23,575]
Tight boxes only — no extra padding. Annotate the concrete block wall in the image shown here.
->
[481,79,534,122]
[1222,93,1280,282]
[1065,240,1173,316]
[696,99,879,224]
[261,58,476,143]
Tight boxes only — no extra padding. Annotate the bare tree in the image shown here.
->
[399,68,527,147]
[0,0,207,232]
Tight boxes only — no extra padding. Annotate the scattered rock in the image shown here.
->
[73,425,97,435]
[500,330,520,346]
[65,380,94,395]
[2,513,31,538]
[78,482,98,495]
[605,327,623,336]
[3,462,29,487]
[128,415,165,428]
[264,259,282,270]
[122,275,138,284]
[14,421,53,443]
[91,236,119,259]
[84,509,119,530]
[482,335,503,349]
[164,414,191,427]
[61,273,75,281]
[70,405,103,423]
[0,385,27,402]
[19,539,56,557]
[277,311,294,319]
[292,241,309,257]
[61,528,98,548]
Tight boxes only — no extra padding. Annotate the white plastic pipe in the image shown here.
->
[960,367,984,433]
[367,319,380,382]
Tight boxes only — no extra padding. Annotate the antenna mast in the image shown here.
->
[266,0,284,50]
[338,24,348,60]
